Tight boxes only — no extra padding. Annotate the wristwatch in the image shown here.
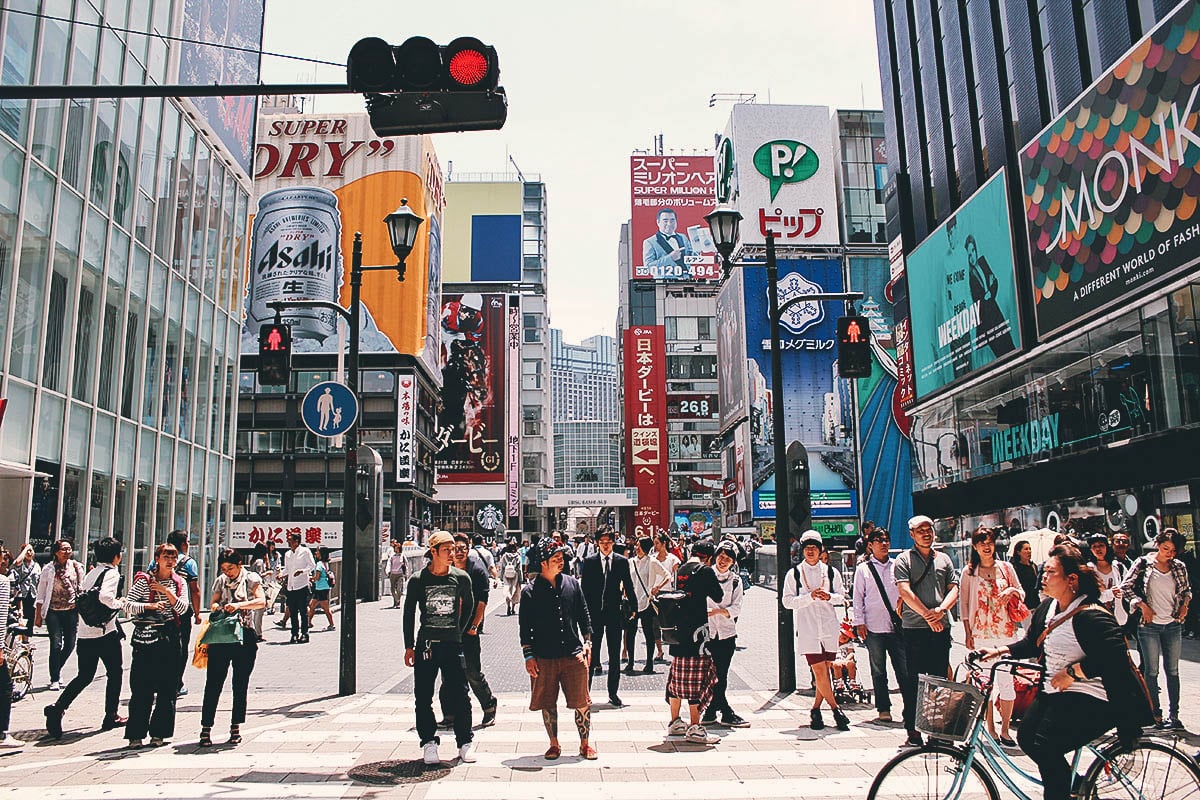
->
[1066,664,1084,681]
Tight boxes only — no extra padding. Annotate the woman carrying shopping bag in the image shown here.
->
[199,549,265,747]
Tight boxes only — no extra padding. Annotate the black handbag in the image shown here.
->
[131,608,179,650]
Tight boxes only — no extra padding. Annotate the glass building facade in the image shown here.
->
[0,0,254,581]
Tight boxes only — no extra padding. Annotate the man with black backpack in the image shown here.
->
[45,537,126,740]
[661,540,723,744]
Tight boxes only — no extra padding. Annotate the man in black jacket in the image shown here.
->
[580,528,636,707]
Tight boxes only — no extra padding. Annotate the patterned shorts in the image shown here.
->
[665,654,716,711]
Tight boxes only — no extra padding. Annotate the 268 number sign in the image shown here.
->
[668,394,718,420]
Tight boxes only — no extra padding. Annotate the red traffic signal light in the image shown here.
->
[836,316,872,379]
[445,37,496,88]
[259,323,292,386]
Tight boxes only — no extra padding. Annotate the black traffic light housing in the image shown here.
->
[258,323,291,387]
[347,36,507,136]
[836,315,872,378]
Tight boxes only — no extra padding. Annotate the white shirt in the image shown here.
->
[649,552,680,593]
[78,565,123,640]
[708,568,743,640]
[284,545,316,590]
[1042,597,1107,701]
[782,560,845,655]
[629,555,652,612]
[853,555,900,634]
[1146,567,1176,620]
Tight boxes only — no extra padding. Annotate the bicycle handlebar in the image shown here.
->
[966,650,1045,691]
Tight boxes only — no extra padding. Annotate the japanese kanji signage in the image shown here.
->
[396,371,416,483]
[229,521,340,549]
[630,156,720,280]
[623,326,669,537]
[506,294,522,522]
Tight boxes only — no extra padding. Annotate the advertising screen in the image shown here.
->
[1020,1,1200,338]
[179,0,263,174]
[245,114,444,370]
[716,267,748,432]
[623,326,670,536]
[435,293,508,483]
[906,170,1022,398]
[630,156,719,280]
[742,258,857,519]
[717,104,841,247]
[442,182,524,283]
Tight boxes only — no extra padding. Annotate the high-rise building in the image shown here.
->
[234,109,445,586]
[875,0,1200,543]
[550,329,619,498]
[433,174,553,540]
[0,0,263,586]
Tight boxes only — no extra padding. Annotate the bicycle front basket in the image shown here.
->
[915,674,984,741]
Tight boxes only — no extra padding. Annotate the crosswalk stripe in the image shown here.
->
[99,752,359,771]
[423,777,876,800]
[250,725,880,743]
[465,746,895,769]
[0,784,354,799]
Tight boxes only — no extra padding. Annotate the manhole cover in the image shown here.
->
[349,759,452,785]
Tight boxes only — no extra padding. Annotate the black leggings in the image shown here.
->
[623,608,657,668]
[1018,691,1112,800]
[707,636,736,716]
[57,633,123,717]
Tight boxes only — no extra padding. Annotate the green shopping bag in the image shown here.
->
[199,610,245,645]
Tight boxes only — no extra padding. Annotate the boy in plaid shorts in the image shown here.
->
[664,540,723,743]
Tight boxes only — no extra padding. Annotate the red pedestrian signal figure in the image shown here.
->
[259,323,292,386]
[845,319,862,343]
[837,316,871,378]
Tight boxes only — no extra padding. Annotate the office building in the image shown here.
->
[0,0,263,585]
[875,0,1200,543]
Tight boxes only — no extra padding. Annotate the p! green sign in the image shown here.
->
[754,140,819,201]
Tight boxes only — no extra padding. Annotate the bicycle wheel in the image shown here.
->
[1080,739,1200,800]
[8,651,32,701]
[868,743,1000,800]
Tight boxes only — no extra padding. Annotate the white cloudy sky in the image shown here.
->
[261,0,884,343]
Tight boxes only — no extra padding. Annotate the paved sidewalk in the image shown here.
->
[0,586,1194,799]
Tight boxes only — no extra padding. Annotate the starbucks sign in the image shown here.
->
[476,503,505,531]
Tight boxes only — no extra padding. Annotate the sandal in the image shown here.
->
[228,725,242,745]
[543,744,561,760]
[579,745,598,760]
[198,726,212,748]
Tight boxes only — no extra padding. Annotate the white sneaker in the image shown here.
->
[458,742,476,763]
[0,736,21,749]
[48,681,61,691]
[422,742,440,764]
[684,724,710,743]
[667,717,688,736]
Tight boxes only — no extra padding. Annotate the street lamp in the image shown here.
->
[707,209,861,694]
[338,202,423,696]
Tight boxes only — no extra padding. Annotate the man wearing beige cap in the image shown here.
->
[403,530,476,764]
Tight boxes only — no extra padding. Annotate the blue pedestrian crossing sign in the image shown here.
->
[301,381,359,438]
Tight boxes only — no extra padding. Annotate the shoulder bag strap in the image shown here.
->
[867,560,905,630]
[1036,603,1092,649]
[909,548,935,590]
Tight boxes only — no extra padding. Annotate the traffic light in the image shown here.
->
[836,316,872,378]
[347,36,507,136]
[258,323,291,387]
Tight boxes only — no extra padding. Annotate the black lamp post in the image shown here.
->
[706,205,798,692]
[339,199,423,696]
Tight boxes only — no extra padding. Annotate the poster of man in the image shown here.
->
[436,293,507,483]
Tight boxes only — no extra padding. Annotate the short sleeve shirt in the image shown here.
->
[893,548,958,629]
[210,569,263,627]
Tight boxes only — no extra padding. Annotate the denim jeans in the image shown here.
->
[45,609,78,683]
[1137,621,1182,719]
[865,630,908,715]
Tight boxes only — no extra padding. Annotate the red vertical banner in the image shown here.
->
[624,326,669,538]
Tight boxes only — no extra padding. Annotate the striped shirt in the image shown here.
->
[125,571,190,618]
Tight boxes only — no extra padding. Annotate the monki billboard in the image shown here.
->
[1020,1,1200,339]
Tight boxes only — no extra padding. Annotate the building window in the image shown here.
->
[522,359,542,390]
[524,420,541,436]
[523,313,542,343]
[630,281,656,326]
[251,492,282,519]
[523,404,542,421]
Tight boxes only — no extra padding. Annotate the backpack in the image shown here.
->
[792,562,837,595]
[76,566,119,627]
[501,553,519,579]
[656,562,709,646]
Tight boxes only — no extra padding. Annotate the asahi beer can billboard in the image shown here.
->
[245,114,445,365]
[248,188,341,342]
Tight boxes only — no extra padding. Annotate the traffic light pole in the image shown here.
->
[266,232,402,696]
[760,231,863,693]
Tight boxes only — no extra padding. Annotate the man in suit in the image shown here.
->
[642,208,695,274]
[580,527,636,707]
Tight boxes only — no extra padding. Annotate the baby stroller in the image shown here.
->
[831,621,873,706]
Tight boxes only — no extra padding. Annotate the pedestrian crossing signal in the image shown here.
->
[259,323,291,387]
[836,316,871,378]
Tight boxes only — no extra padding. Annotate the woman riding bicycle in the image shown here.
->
[982,543,1154,800]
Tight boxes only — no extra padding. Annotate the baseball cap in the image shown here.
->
[715,540,740,559]
[798,530,823,547]
[428,531,454,549]
[692,540,716,558]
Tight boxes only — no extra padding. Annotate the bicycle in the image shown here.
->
[867,654,1200,800]
[3,622,33,702]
